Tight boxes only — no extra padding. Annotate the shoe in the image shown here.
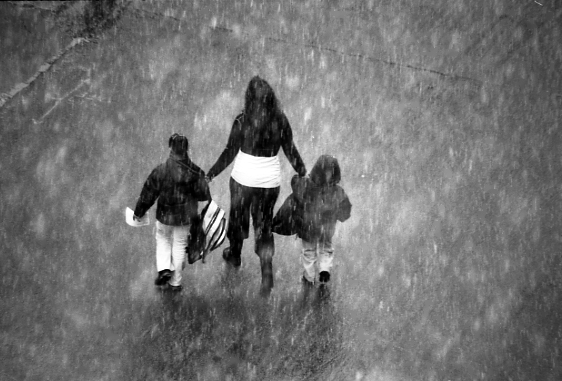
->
[259,284,272,297]
[168,284,183,292]
[223,247,241,267]
[154,269,173,286]
[319,271,330,283]
[301,275,314,287]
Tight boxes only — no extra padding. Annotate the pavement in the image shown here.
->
[1,1,561,380]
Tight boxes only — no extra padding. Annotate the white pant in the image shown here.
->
[155,221,189,286]
[301,238,334,283]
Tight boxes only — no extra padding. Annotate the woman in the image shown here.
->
[207,76,307,295]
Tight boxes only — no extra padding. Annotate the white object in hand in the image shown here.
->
[125,207,149,227]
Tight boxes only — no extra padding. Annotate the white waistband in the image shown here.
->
[231,150,280,188]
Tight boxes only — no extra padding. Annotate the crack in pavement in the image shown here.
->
[132,5,483,86]
[0,37,90,110]
[31,77,91,125]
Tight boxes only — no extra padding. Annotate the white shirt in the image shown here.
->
[231,150,281,188]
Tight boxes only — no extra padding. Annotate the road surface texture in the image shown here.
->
[1,0,561,380]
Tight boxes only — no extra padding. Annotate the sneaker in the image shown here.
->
[168,284,183,292]
[319,271,330,283]
[154,269,172,286]
[223,247,241,267]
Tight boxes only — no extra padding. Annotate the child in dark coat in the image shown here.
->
[133,133,211,291]
[291,155,351,285]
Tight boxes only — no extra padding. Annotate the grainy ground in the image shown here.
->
[1,1,561,380]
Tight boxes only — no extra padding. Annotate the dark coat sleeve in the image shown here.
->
[194,175,212,201]
[134,166,163,218]
[280,115,307,177]
[207,116,244,180]
[336,189,352,222]
[290,175,307,203]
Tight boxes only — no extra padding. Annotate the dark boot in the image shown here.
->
[223,247,241,267]
[259,257,274,296]
[319,271,330,283]
[256,234,274,296]
[154,269,172,286]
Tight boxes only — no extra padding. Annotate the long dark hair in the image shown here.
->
[243,76,280,127]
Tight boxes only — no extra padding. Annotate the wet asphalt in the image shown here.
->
[1,1,562,380]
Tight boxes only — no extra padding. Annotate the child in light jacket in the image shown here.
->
[290,155,351,285]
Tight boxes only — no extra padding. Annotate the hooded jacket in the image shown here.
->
[291,155,351,241]
[134,152,211,226]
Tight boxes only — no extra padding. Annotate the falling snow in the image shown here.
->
[1,0,561,380]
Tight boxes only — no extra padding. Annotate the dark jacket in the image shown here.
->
[291,155,351,241]
[207,112,307,179]
[134,153,211,226]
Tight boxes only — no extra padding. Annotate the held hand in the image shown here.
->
[133,214,141,222]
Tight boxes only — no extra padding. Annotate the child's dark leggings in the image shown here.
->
[227,177,280,274]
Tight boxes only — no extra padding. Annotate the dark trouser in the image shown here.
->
[228,177,280,290]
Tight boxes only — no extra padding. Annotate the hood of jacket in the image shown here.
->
[309,155,341,187]
[166,152,205,183]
